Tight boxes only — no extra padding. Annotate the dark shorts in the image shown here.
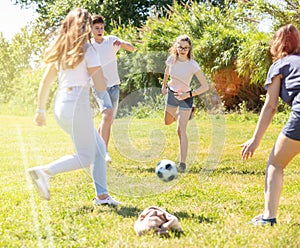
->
[166,88,193,110]
[282,110,300,141]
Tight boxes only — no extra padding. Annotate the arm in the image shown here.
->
[113,39,135,52]
[34,63,57,126]
[161,66,169,95]
[88,66,107,92]
[241,74,281,160]
[191,70,209,96]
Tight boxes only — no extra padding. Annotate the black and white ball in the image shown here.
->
[155,159,178,182]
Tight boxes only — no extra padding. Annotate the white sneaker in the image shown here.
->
[105,152,112,163]
[94,195,120,206]
[27,166,50,200]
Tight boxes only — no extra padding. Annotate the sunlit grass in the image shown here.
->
[0,112,299,247]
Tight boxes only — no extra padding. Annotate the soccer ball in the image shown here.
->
[155,159,178,182]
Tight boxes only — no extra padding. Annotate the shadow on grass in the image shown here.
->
[114,206,142,217]
[119,165,265,177]
[136,167,155,173]
[215,167,265,176]
[74,205,95,214]
[187,166,265,176]
[173,211,214,224]
[76,205,142,218]
[289,222,300,228]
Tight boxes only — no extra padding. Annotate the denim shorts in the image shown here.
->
[282,110,300,141]
[166,88,193,110]
[92,85,120,116]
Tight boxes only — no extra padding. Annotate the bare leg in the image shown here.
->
[264,133,300,219]
[164,105,178,125]
[177,108,192,163]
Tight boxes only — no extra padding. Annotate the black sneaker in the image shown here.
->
[178,162,186,173]
[249,214,277,226]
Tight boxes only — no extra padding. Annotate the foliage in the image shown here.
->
[0,24,45,104]
[9,67,58,110]
[236,31,272,85]
[6,1,267,110]
[213,66,248,110]
[196,13,247,73]
[14,0,175,34]
[0,34,15,102]
[114,2,264,109]
[6,0,300,111]
[12,24,47,66]
[117,90,165,119]
[13,0,239,34]
[99,0,174,32]
[254,0,300,31]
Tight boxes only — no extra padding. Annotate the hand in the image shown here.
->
[161,86,167,95]
[34,113,46,126]
[240,138,259,160]
[113,39,121,46]
[174,91,189,100]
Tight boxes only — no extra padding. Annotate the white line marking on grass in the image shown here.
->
[17,125,54,247]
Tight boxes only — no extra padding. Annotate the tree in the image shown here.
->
[10,0,299,110]
[0,23,50,104]
[0,34,15,102]
[13,0,239,35]
[13,0,175,34]
[112,1,271,110]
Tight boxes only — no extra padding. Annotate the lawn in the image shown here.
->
[0,111,299,247]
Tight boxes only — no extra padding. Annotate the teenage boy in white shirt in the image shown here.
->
[91,15,135,162]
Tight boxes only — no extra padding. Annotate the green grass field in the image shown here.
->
[0,111,299,247]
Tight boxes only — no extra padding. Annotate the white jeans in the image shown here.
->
[45,86,107,195]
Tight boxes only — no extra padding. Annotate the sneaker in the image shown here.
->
[250,214,277,226]
[189,105,196,120]
[105,152,112,163]
[178,162,186,173]
[27,166,50,200]
[94,195,120,206]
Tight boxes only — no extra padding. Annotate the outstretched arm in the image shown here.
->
[34,63,57,126]
[241,74,281,160]
[113,39,135,52]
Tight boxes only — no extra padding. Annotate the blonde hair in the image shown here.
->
[270,24,300,62]
[44,8,92,69]
[169,34,193,61]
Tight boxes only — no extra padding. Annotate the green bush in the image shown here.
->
[10,67,57,112]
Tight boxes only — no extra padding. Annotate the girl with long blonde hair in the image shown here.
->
[28,8,119,206]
